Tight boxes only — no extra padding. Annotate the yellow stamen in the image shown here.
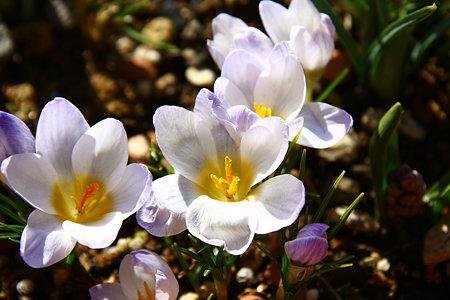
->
[137,282,155,300]
[210,156,240,200]
[254,102,272,118]
[70,181,100,215]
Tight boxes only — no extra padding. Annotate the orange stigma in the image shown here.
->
[71,181,100,215]
[137,282,155,300]
[210,156,240,200]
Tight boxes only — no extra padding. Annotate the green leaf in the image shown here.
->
[424,170,450,215]
[328,193,364,239]
[311,0,365,81]
[119,24,177,50]
[313,171,346,223]
[315,67,350,103]
[369,103,404,221]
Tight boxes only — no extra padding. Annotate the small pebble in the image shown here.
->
[128,134,150,163]
[376,258,391,272]
[115,36,136,55]
[306,289,320,300]
[185,66,216,87]
[141,17,177,43]
[236,267,255,285]
[317,129,359,163]
[133,45,161,63]
[179,292,200,300]
[16,279,36,296]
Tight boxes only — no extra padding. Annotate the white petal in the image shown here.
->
[89,283,125,300]
[35,98,89,178]
[20,209,76,268]
[259,0,292,42]
[186,195,257,255]
[253,52,306,120]
[62,212,124,248]
[193,88,224,125]
[72,118,128,190]
[240,118,288,184]
[221,50,264,103]
[110,163,152,216]
[287,117,305,141]
[231,27,274,62]
[1,153,58,214]
[137,174,197,236]
[154,106,235,184]
[298,102,353,148]
[214,77,249,107]
[247,175,305,234]
[0,111,35,161]
[208,13,248,68]
[289,0,322,32]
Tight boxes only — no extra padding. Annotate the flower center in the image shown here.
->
[254,102,272,118]
[137,282,155,300]
[210,156,240,200]
[51,175,112,223]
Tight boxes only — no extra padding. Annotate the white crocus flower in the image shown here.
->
[89,249,179,300]
[137,90,305,254]
[259,0,336,74]
[216,42,352,149]
[1,98,152,268]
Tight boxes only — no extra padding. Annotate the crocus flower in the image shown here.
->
[89,249,179,300]
[259,0,336,74]
[137,90,305,254]
[215,42,352,148]
[285,223,329,266]
[1,98,152,268]
[0,111,35,162]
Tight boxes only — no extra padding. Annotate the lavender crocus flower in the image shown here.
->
[0,111,35,162]
[285,223,329,266]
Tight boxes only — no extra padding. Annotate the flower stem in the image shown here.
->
[213,277,228,300]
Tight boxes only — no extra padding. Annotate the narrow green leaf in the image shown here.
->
[369,103,404,220]
[328,193,364,239]
[368,4,437,63]
[423,170,450,215]
[0,205,25,224]
[173,242,200,291]
[120,25,177,50]
[318,276,344,300]
[313,171,346,223]
[315,67,350,103]
[298,149,307,181]
[311,0,365,81]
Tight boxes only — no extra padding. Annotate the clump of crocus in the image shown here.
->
[1,98,152,268]
[387,164,426,218]
[285,223,329,267]
[0,111,35,163]
[90,249,179,300]
[137,89,305,255]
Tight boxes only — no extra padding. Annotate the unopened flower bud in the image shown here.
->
[285,223,329,266]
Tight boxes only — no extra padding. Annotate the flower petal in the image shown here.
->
[253,52,306,120]
[89,283,125,300]
[289,0,322,32]
[20,209,76,268]
[287,117,304,141]
[221,50,264,103]
[259,0,291,42]
[110,163,152,216]
[297,102,353,148]
[231,27,274,62]
[0,111,35,161]
[214,77,249,107]
[1,153,58,214]
[240,118,288,184]
[207,13,248,68]
[137,174,197,236]
[247,174,305,234]
[71,118,128,189]
[186,195,257,255]
[62,212,124,248]
[35,98,89,178]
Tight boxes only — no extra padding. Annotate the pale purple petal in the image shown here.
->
[0,111,35,161]
[207,13,248,68]
[137,174,197,236]
[186,195,257,255]
[287,117,304,141]
[320,13,335,37]
[110,163,152,216]
[71,118,128,190]
[221,50,265,103]
[240,118,288,184]
[285,223,329,266]
[214,77,249,107]
[248,175,305,234]
[1,153,58,214]
[231,27,274,62]
[297,102,353,148]
[62,212,124,248]
[253,52,306,120]
[259,0,292,42]
[35,98,89,178]
[289,0,322,32]
[20,209,76,268]
[89,283,125,300]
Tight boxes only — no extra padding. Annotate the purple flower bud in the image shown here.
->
[285,223,329,266]
[0,111,35,162]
